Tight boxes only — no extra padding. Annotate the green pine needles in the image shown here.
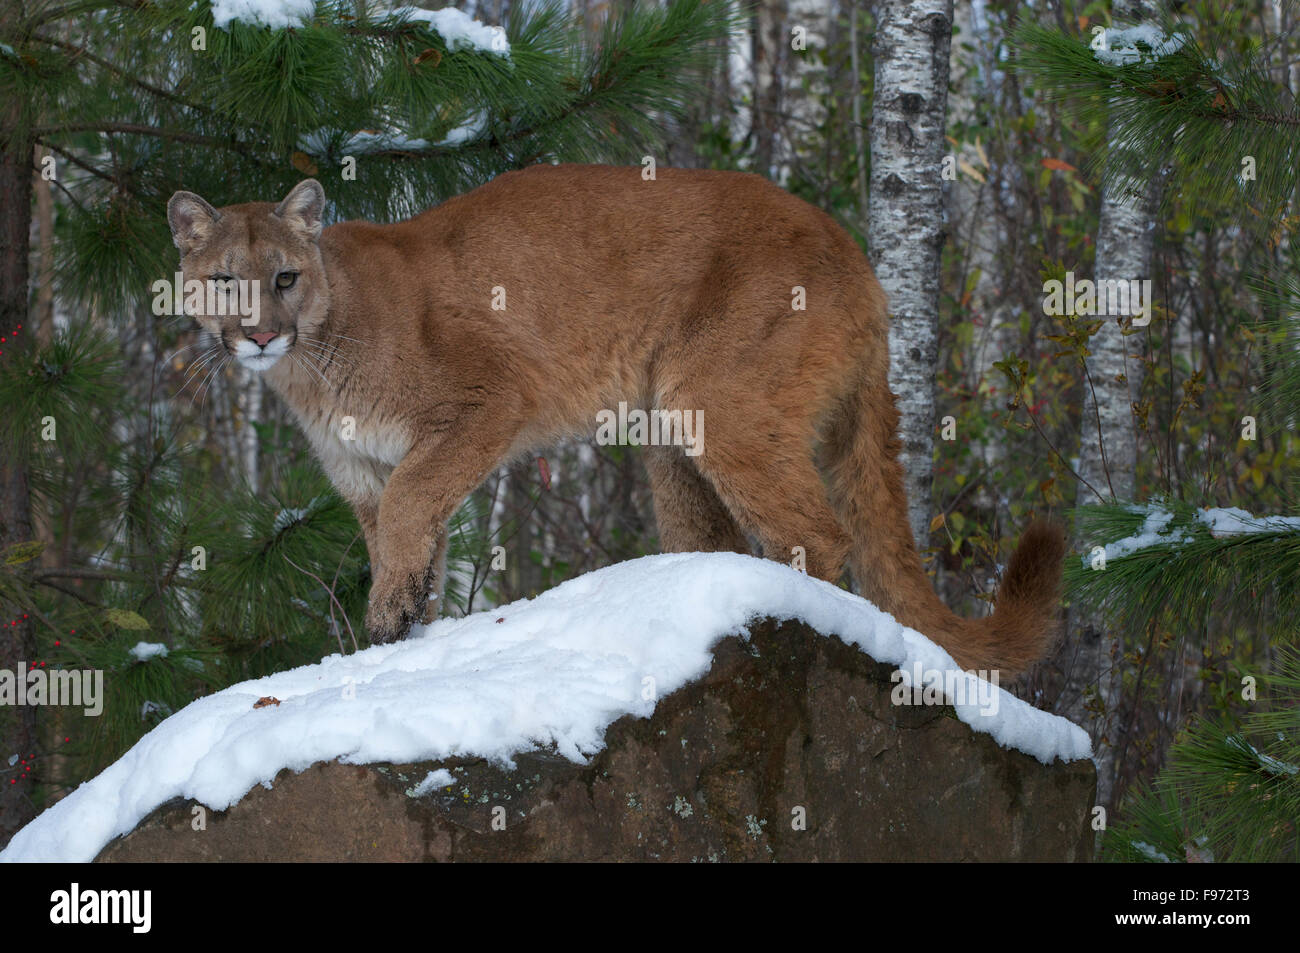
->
[1018,2,1300,861]
[1014,6,1300,235]
[1105,650,1300,863]
[7,0,739,307]
[1,0,738,800]
[1068,498,1300,641]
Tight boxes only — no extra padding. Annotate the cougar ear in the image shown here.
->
[273,179,326,242]
[167,191,221,255]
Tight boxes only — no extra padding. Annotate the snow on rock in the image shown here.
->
[408,768,456,796]
[0,552,1090,863]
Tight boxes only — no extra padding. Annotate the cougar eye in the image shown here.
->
[275,271,298,291]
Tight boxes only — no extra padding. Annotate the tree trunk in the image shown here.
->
[867,0,953,545]
[947,0,1018,519]
[0,3,38,843]
[33,145,53,346]
[234,366,263,494]
[848,0,869,211]
[775,0,829,187]
[1057,0,1163,813]
[30,145,57,569]
[752,0,784,179]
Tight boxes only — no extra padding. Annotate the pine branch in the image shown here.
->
[30,33,214,115]
[31,122,254,151]
[1013,14,1300,229]
[1106,649,1300,862]
[21,0,127,32]
[1067,498,1300,640]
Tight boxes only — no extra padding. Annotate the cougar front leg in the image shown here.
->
[364,429,510,644]
[350,496,381,580]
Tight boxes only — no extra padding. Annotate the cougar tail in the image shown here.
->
[824,373,1066,677]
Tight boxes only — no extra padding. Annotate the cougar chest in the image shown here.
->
[301,404,411,501]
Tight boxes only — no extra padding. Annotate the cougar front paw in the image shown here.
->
[365,575,426,645]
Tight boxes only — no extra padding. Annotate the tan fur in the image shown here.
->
[167,164,1064,675]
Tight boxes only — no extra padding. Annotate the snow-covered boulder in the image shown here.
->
[3,554,1095,863]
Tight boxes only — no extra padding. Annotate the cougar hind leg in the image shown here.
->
[644,445,751,555]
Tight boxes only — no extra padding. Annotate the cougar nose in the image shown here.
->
[249,331,279,348]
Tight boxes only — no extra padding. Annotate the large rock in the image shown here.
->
[98,619,1096,862]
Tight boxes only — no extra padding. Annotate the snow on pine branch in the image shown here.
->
[386,6,509,55]
[207,0,510,58]
[0,552,1089,863]
[208,0,315,30]
[297,110,489,157]
[1093,25,1187,67]
[1085,502,1300,566]
[128,642,170,662]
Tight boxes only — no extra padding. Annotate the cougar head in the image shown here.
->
[166,179,331,372]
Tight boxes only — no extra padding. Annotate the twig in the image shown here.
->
[282,553,357,654]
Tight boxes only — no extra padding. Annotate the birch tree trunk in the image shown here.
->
[234,367,263,494]
[726,6,754,157]
[1059,0,1163,812]
[776,0,830,187]
[867,0,953,545]
[948,0,1018,517]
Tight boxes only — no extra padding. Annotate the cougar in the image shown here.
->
[167,164,1064,674]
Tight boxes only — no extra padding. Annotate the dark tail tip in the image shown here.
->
[1000,519,1067,608]
[984,519,1067,675]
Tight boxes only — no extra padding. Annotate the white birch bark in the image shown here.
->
[1063,0,1162,811]
[947,0,1016,517]
[867,0,953,545]
[728,3,755,156]
[232,365,263,494]
[775,0,830,186]
[1271,0,1299,94]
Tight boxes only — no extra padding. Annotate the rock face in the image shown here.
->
[98,619,1096,862]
